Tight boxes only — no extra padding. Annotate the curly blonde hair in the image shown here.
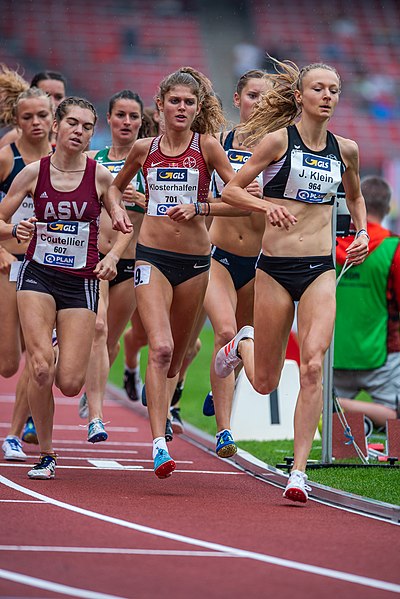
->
[0,64,29,126]
[156,67,226,136]
[238,58,341,147]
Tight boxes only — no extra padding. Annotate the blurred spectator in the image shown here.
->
[232,42,263,80]
[334,176,400,428]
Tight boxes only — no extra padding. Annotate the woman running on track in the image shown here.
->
[215,60,369,503]
[0,70,66,149]
[0,87,53,462]
[79,89,148,442]
[0,96,131,479]
[107,67,247,479]
[204,69,269,458]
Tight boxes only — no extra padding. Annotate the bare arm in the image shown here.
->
[339,137,369,265]
[222,130,297,229]
[0,163,39,241]
[96,163,133,234]
[93,229,134,280]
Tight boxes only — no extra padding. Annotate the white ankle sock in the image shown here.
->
[153,436,167,459]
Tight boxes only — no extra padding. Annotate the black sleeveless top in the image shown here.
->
[263,125,345,205]
[0,143,26,195]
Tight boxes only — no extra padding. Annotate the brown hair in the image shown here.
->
[55,96,98,125]
[236,69,267,95]
[238,58,341,146]
[156,66,225,136]
[0,64,29,126]
[361,175,391,220]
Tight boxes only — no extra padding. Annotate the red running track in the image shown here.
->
[0,371,399,599]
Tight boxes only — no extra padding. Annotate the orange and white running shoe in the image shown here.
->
[214,325,254,378]
[283,470,311,503]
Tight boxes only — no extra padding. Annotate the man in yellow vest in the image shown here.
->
[334,176,400,428]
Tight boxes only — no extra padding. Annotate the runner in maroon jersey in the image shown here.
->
[108,67,249,479]
[0,96,132,480]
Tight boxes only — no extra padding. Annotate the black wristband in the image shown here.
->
[12,224,18,238]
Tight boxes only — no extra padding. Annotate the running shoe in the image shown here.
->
[171,380,184,407]
[2,436,27,461]
[165,418,173,442]
[21,416,38,444]
[214,326,254,378]
[141,384,147,407]
[78,392,89,419]
[170,407,184,434]
[216,429,237,458]
[202,391,215,416]
[154,448,176,479]
[27,454,57,480]
[123,367,142,402]
[87,418,108,443]
[283,469,311,503]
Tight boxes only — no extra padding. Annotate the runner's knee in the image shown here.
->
[148,341,174,369]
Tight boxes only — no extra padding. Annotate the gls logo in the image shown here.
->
[303,154,330,171]
[157,203,177,215]
[157,169,187,181]
[47,221,79,234]
[228,150,251,163]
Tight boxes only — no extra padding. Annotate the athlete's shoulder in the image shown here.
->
[332,134,359,157]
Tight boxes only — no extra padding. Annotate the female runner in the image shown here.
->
[216,60,369,502]
[0,96,131,478]
[107,67,247,478]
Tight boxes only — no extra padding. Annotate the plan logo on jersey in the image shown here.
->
[303,154,331,171]
[183,156,197,168]
[43,253,75,267]
[157,169,188,181]
[296,189,325,203]
[47,221,79,234]
[156,203,177,215]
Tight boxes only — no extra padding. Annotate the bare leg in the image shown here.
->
[8,364,30,437]
[338,397,396,428]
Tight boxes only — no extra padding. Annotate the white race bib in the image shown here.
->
[146,167,199,216]
[11,195,34,224]
[213,148,262,196]
[284,150,342,203]
[33,220,90,269]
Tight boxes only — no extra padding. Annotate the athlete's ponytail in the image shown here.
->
[157,67,225,136]
[0,64,29,127]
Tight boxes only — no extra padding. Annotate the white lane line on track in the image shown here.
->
[87,460,142,470]
[0,545,234,557]
[0,568,127,599]
[56,456,194,464]
[0,423,138,432]
[0,500,43,503]
[0,464,243,474]
[53,448,139,454]
[1,475,399,595]
[53,440,152,446]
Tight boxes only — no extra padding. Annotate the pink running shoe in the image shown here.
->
[214,326,254,378]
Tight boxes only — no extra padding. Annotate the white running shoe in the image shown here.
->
[78,392,89,419]
[28,454,56,479]
[214,326,254,378]
[283,469,311,503]
[2,436,27,461]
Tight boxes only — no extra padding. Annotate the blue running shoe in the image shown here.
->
[154,448,176,479]
[216,429,237,458]
[88,418,108,443]
[22,416,38,444]
[141,384,147,407]
[202,391,214,416]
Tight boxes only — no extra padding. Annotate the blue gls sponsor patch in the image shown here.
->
[44,253,75,267]
[297,189,325,202]
[47,221,79,234]
[157,169,188,181]
[303,154,331,171]
[156,203,178,215]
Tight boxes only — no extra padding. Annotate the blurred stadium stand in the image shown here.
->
[1,0,399,173]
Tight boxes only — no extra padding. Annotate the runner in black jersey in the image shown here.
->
[215,59,369,503]
[0,88,53,463]
[204,70,269,459]
[0,96,131,479]
[108,67,248,479]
